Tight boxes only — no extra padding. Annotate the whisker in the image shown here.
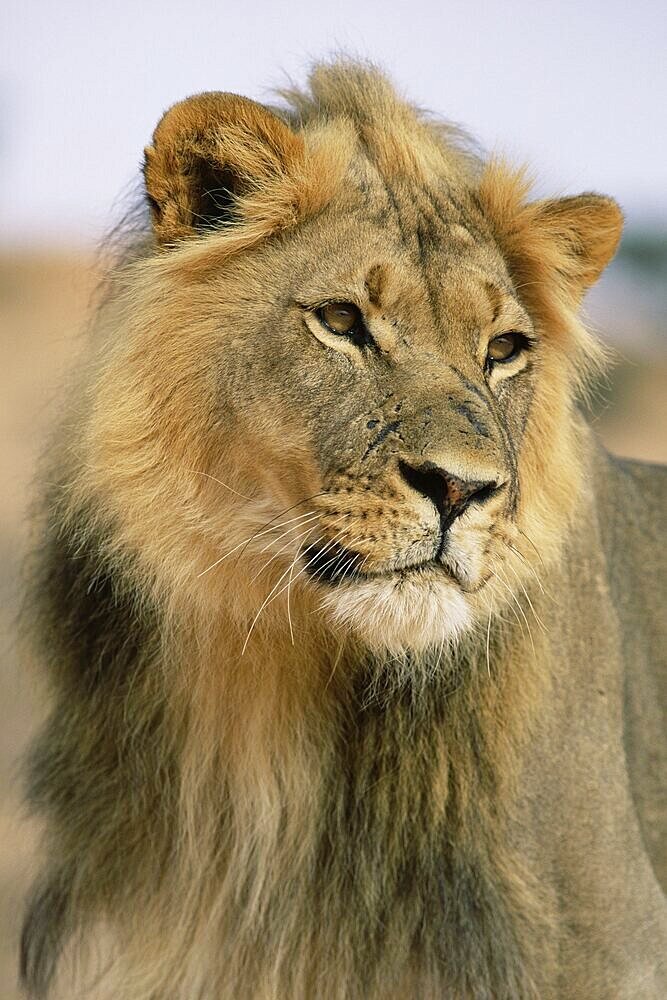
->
[189,469,254,502]
[432,636,446,679]
[249,513,349,597]
[505,562,548,633]
[516,527,546,571]
[268,529,356,623]
[283,520,355,641]
[325,547,361,583]
[286,536,309,645]
[196,508,318,578]
[490,564,535,655]
[241,529,348,656]
[257,511,323,556]
[480,588,516,628]
[309,532,366,585]
[247,520,323,588]
[487,567,524,634]
[485,605,493,678]
[324,640,346,691]
[240,536,325,657]
[503,540,546,595]
[233,491,330,566]
[300,530,354,584]
[356,551,372,574]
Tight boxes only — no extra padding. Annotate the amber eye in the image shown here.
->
[487,332,528,364]
[318,302,363,336]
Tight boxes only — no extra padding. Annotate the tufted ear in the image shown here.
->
[478,165,624,304]
[143,92,307,244]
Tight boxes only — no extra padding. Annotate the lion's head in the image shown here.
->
[76,62,622,658]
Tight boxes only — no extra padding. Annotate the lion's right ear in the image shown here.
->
[143,92,306,245]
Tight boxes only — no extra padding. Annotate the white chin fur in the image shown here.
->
[319,574,472,654]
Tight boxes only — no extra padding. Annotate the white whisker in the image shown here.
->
[324,640,346,691]
[189,469,254,502]
[485,605,493,678]
[240,529,349,656]
[505,561,548,633]
[264,529,355,625]
[504,540,546,595]
[247,521,322,588]
[286,536,309,645]
[257,512,323,556]
[490,564,535,655]
[196,509,317,578]
[516,526,546,570]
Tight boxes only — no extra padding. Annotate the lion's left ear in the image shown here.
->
[522,194,624,295]
[143,91,307,245]
[478,165,624,303]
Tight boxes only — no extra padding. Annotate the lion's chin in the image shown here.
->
[318,571,473,654]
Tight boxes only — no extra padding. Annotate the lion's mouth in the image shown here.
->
[302,540,462,587]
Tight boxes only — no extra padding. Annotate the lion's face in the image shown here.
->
[86,79,621,656]
[202,175,541,651]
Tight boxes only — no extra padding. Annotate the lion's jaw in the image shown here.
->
[319,571,473,653]
[297,490,504,653]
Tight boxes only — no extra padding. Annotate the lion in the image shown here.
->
[20,61,666,999]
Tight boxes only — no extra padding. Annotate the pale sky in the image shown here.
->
[2,0,666,244]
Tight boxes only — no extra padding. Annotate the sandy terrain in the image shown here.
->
[1,251,665,998]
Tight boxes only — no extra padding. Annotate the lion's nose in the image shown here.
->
[398,459,499,531]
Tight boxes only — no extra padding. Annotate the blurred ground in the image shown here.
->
[0,250,665,998]
[0,253,99,998]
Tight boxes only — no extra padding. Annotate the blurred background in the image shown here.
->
[1,1,665,995]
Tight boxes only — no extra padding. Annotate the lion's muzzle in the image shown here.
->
[396,459,501,551]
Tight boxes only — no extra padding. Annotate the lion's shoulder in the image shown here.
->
[596,450,667,551]
[592,449,667,890]
[613,455,667,522]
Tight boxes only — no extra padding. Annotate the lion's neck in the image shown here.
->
[151,615,554,998]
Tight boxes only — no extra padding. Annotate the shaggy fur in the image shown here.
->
[21,61,666,999]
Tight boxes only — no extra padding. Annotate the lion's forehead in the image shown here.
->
[287,175,521,350]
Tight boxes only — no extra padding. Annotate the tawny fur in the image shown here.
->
[21,61,666,999]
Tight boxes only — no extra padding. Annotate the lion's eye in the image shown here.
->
[487,332,528,365]
[318,302,363,337]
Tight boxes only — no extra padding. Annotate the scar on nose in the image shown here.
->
[454,401,491,438]
[362,420,401,461]
[449,366,493,415]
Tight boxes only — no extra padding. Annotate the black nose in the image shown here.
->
[398,460,498,531]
